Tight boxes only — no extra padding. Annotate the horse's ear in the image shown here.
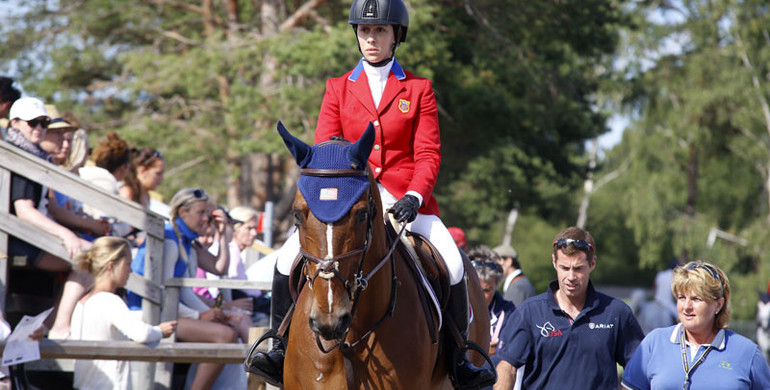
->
[348,122,375,170]
[277,121,312,167]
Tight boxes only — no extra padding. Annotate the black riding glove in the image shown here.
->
[390,195,420,223]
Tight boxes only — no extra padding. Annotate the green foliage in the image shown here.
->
[589,0,770,320]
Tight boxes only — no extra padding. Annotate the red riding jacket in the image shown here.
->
[314,59,441,216]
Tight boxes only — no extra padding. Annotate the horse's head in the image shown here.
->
[278,121,383,342]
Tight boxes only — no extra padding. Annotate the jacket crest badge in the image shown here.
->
[398,99,410,113]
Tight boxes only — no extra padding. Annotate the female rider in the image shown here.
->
[247,0,496,388]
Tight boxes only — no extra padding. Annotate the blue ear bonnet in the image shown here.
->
[276,121,375,224]
[297,141,370,223]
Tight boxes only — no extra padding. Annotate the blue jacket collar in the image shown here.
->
[349,58,406,82]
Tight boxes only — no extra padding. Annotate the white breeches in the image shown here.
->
[275,184,465,285]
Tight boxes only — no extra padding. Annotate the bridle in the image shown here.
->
[298,166,405,353]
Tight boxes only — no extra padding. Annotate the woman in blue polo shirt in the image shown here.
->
[622,261,770,390]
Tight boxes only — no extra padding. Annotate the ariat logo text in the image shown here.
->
[536,322,562,338]
[588,323,614,330]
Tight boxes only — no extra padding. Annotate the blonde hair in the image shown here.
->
[169,188,210,220]
[76,236,131,276]
[229,206,259,227]
[63,128,89,171]
[672,261,731,330]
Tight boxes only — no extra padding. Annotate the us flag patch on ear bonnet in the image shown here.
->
[298,141,370,223]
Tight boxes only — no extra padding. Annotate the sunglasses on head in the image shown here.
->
[553,238,594,253]
[472,260,503,274]
[131,148,163,164]
[684,262,724,296]
[26,118,51,129]
[192,188,207,199]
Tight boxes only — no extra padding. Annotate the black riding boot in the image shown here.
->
[447,279,497,389]
[245,268,292,387]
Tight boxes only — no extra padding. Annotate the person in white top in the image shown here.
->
[71,236,176,390]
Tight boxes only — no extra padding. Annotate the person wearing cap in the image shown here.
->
[0,76,21,139]
[40,105,110,241]
[127,188,238,390]
[4,97,94,339]
[621,261,770,390]
[493,227,644,390]
[246,0,495,388]
[495,244,536,307]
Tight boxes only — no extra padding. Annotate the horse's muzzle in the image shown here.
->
[309,312,352,341]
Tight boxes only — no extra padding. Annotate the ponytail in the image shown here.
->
[76,236,131,276]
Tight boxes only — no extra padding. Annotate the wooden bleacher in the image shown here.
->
[0,141,271,389]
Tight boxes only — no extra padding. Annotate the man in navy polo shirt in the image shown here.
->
[493,227,644,390]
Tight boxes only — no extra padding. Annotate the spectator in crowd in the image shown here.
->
[78,132,134,237]
[70,236,176,390]
[469,245,521,390]
[207,206,270,319]
[448,226,467,252]
[467,246,515,358]
[4,97,93,339]
[120,147,165,209]
[654,258,680,320]
[495,244,536,306]
[40,105,109,241]
[628,288,676,335]
[622,261,770,390]
[190,207,254,343]
[493,227,644,390]
[127,188,237,390]
[0,76,21,139]
[59,110,88,173]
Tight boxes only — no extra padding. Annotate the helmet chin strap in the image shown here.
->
[360,43,397,67]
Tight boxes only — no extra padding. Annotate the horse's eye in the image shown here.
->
[355,209,368,224]
[293,210,303,225]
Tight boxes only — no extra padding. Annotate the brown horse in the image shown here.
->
[275,122,490,389]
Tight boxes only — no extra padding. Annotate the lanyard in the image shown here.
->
[679,325,714,390]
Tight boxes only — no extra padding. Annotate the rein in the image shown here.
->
[299,167,406,354]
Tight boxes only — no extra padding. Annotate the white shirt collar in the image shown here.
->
[668,323,726,351]
[362,58,394,81]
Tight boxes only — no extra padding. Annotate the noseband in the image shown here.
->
[299,167,403,353]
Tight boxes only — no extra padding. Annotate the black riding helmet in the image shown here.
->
[349,0,409,66]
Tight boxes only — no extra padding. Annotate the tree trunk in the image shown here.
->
[685,143,697,218]
[576,139,598,229]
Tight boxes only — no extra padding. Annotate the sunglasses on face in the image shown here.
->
[472,260,503,274]
[26,118,51,129]
[553,238,595,253]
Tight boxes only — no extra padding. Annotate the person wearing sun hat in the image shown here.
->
[41,104,109,242]
[5,97,94,339]
[39,104,77,165]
